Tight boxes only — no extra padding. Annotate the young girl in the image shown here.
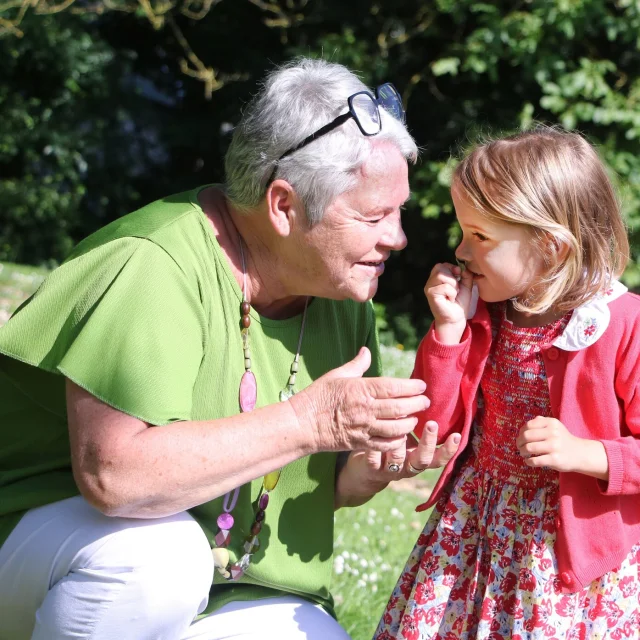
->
[374,128,640,640]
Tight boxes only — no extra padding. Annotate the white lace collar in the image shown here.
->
[468,280,628,351]
[552,280,627,351]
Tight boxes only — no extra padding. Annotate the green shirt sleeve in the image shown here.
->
[0,238,206,425]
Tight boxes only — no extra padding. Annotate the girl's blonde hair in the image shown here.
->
[453,126,629,314]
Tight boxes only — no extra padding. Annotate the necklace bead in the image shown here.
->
[212,547,230,569]
[217,513,234,529]
[215,529,231,547]
[241,301,251,315]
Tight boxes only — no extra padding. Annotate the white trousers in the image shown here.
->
[0,497,350,640]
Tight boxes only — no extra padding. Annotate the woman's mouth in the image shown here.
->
[357,261,385,276]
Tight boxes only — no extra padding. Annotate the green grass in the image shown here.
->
[0,261,430,639]
[0,261,47,325]
[332,346,430,639]
[332,481,437,639]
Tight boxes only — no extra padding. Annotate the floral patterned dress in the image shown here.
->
[374,304,640,640]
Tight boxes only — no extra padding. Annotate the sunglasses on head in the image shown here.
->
[267,82,405,184]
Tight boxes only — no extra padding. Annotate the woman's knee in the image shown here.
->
[94,510,214,610]
[1,498,214,639]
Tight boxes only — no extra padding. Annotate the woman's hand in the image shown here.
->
[516,416,609,480]
[290,347,431,454]
[425,262,474,345]
[334,420,461,509]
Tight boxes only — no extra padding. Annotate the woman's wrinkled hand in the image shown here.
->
[289,347,430,454]
[334,420,461,509]
[373,420,461,478]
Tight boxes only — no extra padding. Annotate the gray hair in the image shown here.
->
[224,58,418,224]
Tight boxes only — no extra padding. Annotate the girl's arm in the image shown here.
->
[410,322,472,443]
[518,307,640,492]
[413,262,478,442]
[603,314,640,495]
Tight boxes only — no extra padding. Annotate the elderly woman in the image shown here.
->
[0,58,458,639]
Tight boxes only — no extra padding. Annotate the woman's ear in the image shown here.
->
[265,179,304,237]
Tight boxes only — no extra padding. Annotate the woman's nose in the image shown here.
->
[382,212,407,251]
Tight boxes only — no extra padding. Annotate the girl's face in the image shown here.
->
[452,184,546,304]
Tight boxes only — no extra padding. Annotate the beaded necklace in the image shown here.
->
[212,237,309,581]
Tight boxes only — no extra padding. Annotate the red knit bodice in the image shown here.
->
[473,303,569,488]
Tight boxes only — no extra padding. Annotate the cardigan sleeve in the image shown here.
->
[599,309,640,495]
[411,322,471,443]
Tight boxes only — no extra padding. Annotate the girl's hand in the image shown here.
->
[516,416,609,480]
[425,262,474,344]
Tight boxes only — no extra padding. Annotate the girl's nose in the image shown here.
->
[455,243,470,263]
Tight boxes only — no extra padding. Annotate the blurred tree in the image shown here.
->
[0,0,302,98]
[0,2,289,263]
[2,0,640,345]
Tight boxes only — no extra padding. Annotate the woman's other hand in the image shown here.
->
[425,262,473,344]
[289,347,430,454]
[334,420,461,509]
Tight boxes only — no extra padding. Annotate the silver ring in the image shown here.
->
[408,462,426,475]
[387,462,401,473]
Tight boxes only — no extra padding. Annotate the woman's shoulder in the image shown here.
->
[66,187,207,263]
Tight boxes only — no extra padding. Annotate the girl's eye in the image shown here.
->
[473,232,488,241]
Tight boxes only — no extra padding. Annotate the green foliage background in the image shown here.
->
[2,0,640,345]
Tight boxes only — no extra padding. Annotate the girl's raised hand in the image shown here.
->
[424,262,474,344]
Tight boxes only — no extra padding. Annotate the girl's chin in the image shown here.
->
[474,283,508,304]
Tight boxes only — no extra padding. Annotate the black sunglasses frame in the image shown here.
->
[266,83,405,185]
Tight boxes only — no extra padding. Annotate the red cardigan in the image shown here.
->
[412,291,640,593]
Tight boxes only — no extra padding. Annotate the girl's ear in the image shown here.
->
[545,234,570,265]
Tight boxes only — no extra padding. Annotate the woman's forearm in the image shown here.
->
[67,381,317,518]
[67,358,429,518]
